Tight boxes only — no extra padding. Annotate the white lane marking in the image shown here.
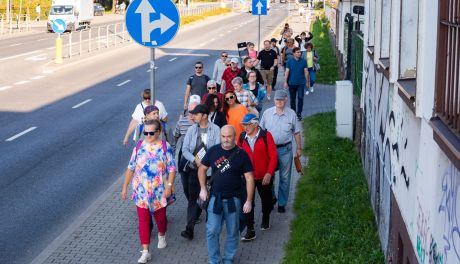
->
[14,80,30,85]
[117,80,131,87]
[25,54,47,61]
[31,75,45,80]
[37,38,48,41]
[5,126,37,142]
[0,86,12,91]
[0,50,42,62]
[199,42,207,47]
[169,57,177,62]
[227,30,232,33]
[72,99,92,109]
[9,43,24,47]
[46,47,55,50]
[219,34,224,37]
[210,38,216,41]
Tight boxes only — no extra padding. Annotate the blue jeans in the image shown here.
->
[207,196,241,264]
[288,84,304,116]
[305,68,316,92]
[276,143,293,207]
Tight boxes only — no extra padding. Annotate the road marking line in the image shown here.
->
[14,80,30,85]
[219,34,224,37]
[37,38,48,41]
[9,43,24,47]
[210,38,216,41]
[5,127,37,142]
[0,50,42,62]
[227,30,232,33]
[31,75,45,80]
[72,99,92,109]
[169,57,177,62]
[46,47,55,50]
[25,54,47,61]
[117,80,131,86]
[0,86,12,91]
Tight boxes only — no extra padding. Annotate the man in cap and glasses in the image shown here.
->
[260,90,302,213]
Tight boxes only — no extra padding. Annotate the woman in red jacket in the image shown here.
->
[237,113,278,242]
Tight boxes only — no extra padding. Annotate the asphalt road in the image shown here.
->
[0,5,288,264]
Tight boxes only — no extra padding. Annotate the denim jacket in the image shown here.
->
[243,82,266,104]
[182,123,221,163]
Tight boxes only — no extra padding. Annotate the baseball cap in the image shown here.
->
[274,89,288,100]
[189,94,201,104]
[241,113,259,124]
[144,105,159,115]
[270,38,278,43]
[230,57,239,64]
[189,104,210,115]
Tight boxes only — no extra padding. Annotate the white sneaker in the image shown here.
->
[267,95,271,100]
[305,90,310,95]
[138,250,151,264]
[310,87,314,93]
[157,234,167,249]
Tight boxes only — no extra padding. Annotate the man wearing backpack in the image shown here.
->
[237,114,278,241]
[180,104,221,240]
[183,62,211,110]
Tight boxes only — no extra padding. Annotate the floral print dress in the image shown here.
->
[128,140,176,213]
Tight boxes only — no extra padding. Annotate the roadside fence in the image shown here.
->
[62,22,130,59]
[0,13,32,35]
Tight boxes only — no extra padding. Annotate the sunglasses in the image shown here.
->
[195,66,203,69]
[222,55,228,57]
[143,130,158,136]
[143,97,151,100]
[225,95,235,101]
[208,86,216,90]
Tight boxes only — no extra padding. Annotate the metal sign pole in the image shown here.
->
[258,14,261,52]
[150,48,155,105]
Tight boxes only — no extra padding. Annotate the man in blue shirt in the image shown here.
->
[283,47,310,121]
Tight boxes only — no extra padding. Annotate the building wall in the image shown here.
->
[360,0,460,263]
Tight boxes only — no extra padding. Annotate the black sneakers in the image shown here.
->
[261,215,270,230]
[241,229,256,242]
[278,206,286,213]
[180,229,194,240]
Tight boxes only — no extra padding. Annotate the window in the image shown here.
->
[380,0,392,58]
[399,0,419,79]
[434,0,460,133]
[432,0,460,170]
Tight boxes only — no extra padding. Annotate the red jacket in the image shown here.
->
[237,129,278,180]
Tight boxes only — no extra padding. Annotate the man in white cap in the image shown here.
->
[260,89,302,213]
[221,58,241,93]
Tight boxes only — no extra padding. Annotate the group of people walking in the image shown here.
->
[120,24,317,263]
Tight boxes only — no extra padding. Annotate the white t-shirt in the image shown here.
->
[131,100,168,123]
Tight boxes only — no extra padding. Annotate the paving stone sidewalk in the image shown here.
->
[33,9,336,264]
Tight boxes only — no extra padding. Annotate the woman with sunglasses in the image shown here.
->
[201,80,224,105]
[243,71,266,113]
[204,93,227,128]
[223,90,248,139]
[121,119,176,264]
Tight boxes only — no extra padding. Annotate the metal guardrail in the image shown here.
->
[0,13,31,35]
[63,22,130,59]
[177,3,227,16]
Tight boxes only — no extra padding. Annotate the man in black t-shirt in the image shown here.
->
[255,40,278,100]
[198,125,255,264]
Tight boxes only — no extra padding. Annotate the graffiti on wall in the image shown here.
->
[438,164,460,263]
[417,197,431,263]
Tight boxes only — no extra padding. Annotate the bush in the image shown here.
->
[313,1,324,9]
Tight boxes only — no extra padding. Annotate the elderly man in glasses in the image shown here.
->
[201,80,224,104]
[213,51,228,90]
[183,61,211,110]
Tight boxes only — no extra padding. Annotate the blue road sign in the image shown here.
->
[125,0,180,48]
[252,0,267,15]
[51,19,67,33]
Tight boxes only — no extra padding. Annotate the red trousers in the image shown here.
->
[136,206,167,245]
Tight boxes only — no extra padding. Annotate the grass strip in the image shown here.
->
[310,17,340,84]
[283,112,384,264]
[181,8,231,25]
